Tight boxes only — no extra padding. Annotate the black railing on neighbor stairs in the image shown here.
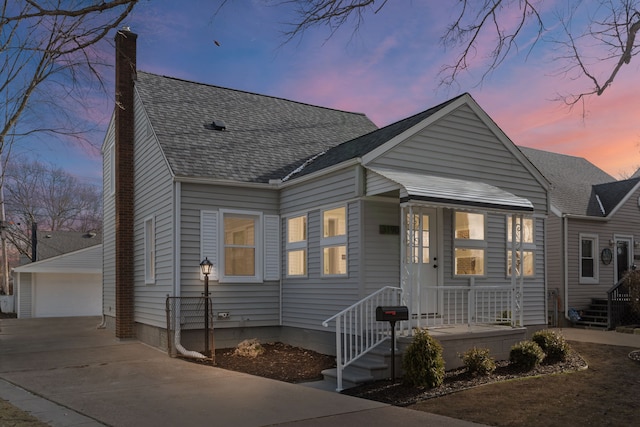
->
[607,279,639,329]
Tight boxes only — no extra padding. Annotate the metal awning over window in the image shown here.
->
[368,167,534,212]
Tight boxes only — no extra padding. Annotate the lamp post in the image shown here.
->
[200,257,213,357]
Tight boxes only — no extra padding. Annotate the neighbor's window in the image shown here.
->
[507,216,536,277]
[286,215,307,276]
[322,206,347,276]
[222,212,260,280]
[580,234,598,284]
[144,216,155,284]
[454,211,486,276]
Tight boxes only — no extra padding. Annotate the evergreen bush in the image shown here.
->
[461,347,496,376]
[509,340,545,371]
[402,329,445,388]
[531,329,570,362]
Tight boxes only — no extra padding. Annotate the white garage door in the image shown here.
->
[33,273,102,317]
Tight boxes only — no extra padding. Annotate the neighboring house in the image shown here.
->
[521,147,640,327]
[28,230,102,262]
[103,28,550,366]
[13,244,103,318]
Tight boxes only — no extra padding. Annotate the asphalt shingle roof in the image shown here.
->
[135,72,378,183]
[519,146,615,215]
[29,231,102,263]
[591,178,640,216]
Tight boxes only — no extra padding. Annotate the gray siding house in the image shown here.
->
[103,30,550,377]
[521,147,640,327]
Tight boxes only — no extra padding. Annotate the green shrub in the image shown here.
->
[531,329,570,362]
[509,340,545,371]
[623,269,640,315]
[460,347,496,376]
[402,329,445,388]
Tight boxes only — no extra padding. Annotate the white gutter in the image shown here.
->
[563,215,570,322]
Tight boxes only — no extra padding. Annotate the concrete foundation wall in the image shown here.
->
[400,326,527,370]
[104,316,540,370]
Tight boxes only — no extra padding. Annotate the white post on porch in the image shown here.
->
[510,214,525,327]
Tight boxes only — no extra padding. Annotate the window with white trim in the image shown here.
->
[454,211,486,276]
[321,206,347,276]
[109,145,115,195]
[200,210,279,283]
[144,216,155,284]
[286,215,307,277]
[580,234,598,284]
[507,215,536,277]
[221,211,261,282]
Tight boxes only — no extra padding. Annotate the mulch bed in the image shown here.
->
[213,342,336,383]
[342,349,588,406]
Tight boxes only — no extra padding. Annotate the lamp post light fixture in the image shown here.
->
[200,257,213,357]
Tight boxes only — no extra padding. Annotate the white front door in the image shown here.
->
[403,206,439,316]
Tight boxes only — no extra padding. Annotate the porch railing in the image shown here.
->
[412,285,515,329]
[607,279,637,329]
[322,286,404,391]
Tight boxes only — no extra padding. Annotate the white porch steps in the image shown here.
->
[320,342,400,390]
[319,325,527,391]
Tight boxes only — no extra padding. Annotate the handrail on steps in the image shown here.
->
[322,286,404,391]
[607,277,630,330]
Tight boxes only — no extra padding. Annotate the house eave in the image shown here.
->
[278,158,362,188]
[173,175,279,189]
[563,213,609,221]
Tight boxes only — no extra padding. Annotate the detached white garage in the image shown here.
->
[13,245,102,318]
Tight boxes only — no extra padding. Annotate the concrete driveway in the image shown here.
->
[0,317,484,427]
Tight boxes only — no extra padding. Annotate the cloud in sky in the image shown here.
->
[15,0,638,181]
[261,1,640,178]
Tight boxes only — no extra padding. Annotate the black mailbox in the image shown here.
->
[376,306,409,322]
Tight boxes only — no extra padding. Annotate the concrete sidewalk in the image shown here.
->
[0,317,484,427]
[551,326,640,347]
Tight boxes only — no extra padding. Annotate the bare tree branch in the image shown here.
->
[277,0,386,42]
[0,0,138,162]
[439,0,545,88]
[553,0,640,105]
[3,159,102,261]
[0,0,136,294]
[269,0,639,104]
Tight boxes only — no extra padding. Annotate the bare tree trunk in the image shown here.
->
[0,159,9,296]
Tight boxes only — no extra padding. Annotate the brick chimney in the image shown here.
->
[114,28,137,339]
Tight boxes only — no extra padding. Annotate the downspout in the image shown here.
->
[563,215,570,323]
[172,181,206,359]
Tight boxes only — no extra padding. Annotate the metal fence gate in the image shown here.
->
[166,296,214,358]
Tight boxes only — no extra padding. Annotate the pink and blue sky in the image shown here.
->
[15,0,639,184]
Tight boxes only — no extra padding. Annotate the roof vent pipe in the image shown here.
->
[205,120,226,131]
